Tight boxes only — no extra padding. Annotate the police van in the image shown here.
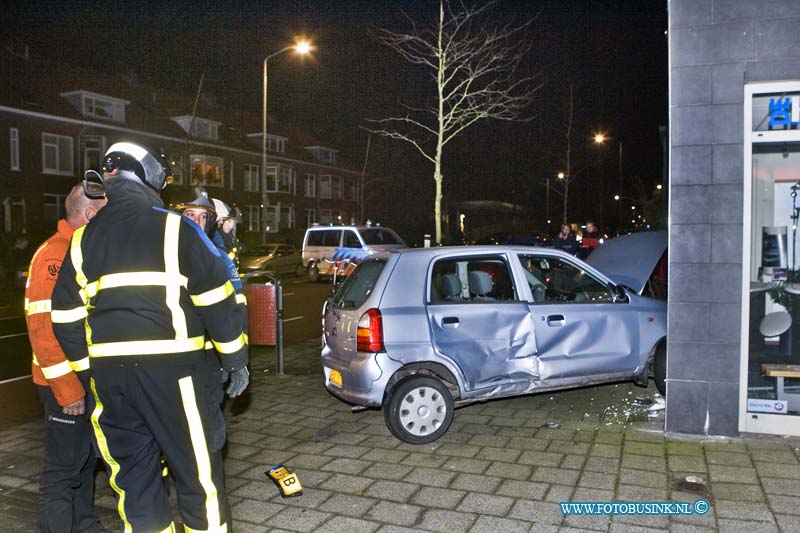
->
[301,225,405,282]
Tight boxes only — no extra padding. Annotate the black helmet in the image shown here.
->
[229,206,243,224]
[175,186,217,236]
[102,142,172,192]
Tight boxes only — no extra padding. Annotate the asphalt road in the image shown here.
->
[0,277,332,426]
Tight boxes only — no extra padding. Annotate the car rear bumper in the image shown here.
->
[321,345,399,406]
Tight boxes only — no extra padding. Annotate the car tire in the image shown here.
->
[383,375,454,445]
[295,263,306,277]
[308,263,320,283]
[653,342,666,396]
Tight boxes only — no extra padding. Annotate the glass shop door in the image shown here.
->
[742,81,800,434]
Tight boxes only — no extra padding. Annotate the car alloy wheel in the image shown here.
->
[384,375,454,444]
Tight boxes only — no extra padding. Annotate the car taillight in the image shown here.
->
[357,308,385,352]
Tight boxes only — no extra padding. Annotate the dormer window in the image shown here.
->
[247,133,287,153]
[61,91,128,123]
[305,146,337,165]
[172,116,221,141]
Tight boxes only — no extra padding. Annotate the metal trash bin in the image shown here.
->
[242,271,284,375]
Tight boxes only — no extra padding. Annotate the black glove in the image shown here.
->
[226,366,249,398]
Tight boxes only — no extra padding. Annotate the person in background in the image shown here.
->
[25,183,107,532]
[553,223,578,255]
[211,199,244,264]
[579,220,603,258]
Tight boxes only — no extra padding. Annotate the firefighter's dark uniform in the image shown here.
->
[52,183,247,533]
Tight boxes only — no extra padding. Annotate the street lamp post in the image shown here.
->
[262,40,312,240]
[593,133,623,236]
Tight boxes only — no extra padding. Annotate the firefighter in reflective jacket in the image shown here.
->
[25,183,107,533]
[51,142,249,533]
[175,187,248,401]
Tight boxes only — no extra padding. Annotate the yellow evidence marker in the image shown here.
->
[266,464,303,498]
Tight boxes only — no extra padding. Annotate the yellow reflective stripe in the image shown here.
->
[39,359,73,380]
[90,378,132,533]
[88,336,205,357]
[165,214,188,339]
[69,357,90,372]
[204,340,213,350]
[178,376,221,530]
[184,523,227,533]
[51,306,89,324]
[190,281,234,307]
[71,225,88,302]
[85,272,189,298]
[25,299,52,315]
[211,333,246,355]
[235,293,246,305]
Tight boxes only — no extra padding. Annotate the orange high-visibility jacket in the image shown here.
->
[24,219,85,406]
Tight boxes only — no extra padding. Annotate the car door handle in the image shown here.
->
[442,316,460,328]
[546,314,565,326]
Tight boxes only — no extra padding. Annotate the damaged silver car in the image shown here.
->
[321,231,667,444]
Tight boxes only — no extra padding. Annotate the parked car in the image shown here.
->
[301,225,405,283]
[321,231,667,444]
[239,243,305,276]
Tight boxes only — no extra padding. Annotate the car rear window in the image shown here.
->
[359,229,403,245]
[333,259,386,309]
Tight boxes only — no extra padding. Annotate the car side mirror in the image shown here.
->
[610,284,628,303]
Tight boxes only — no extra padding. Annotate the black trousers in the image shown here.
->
[36,385,102,533]
[89,354,229,532]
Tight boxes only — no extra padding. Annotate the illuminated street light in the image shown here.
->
[262,38,313,239]
[557,172,565,179]
[594,132,623,235]
[656,183,663,190]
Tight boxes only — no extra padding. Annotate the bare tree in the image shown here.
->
[366,0,539,244]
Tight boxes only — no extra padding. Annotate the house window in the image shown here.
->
[332,175,342,199]
[42,133,74,175]
[304,173,316,197]
[169,153,185,185]
[10,128,20,171]
[342,177,354,201]
[279,205,294,230]
[43,193,67,222]
[267,135,286,153]
[82,94,125,122]
[191,120,219,141]
[244,165,260,192]
[190,154,224,187]
[2,197,26,233]
[82,135,105,174]
[319,209,332,224]
[304,208,316,228]
[244,205,261,232]
[265,164,294,193]
[319,175,332,199]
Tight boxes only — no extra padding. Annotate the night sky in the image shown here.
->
[4,0,667,240]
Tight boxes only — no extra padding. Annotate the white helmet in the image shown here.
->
[211,198,230,219]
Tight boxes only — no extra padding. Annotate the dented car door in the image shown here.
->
[516,253,639,383]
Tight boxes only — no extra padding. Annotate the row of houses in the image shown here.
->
[0,45,364,247]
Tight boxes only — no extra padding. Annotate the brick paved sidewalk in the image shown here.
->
[3,339,800,532]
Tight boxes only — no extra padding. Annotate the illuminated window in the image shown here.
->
[190,154,224,187]
[42,133,73,175]
[61,91,128,123]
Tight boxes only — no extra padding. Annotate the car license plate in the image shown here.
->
[329,369,342,387]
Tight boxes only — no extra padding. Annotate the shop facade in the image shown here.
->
[668,1,800,435]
